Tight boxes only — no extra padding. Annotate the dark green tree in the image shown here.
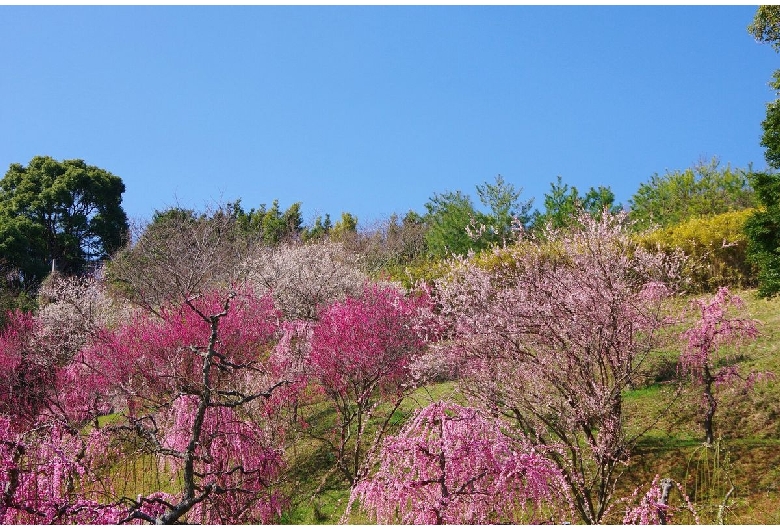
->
[475,174,533,245]
[230,199,265,236]
[228,198,303,245]
[628,158,755,231]
[760,71,780,170]
[260,200,303,245]
[424,190,480,258]
[582,185,619,217]
[302,213,332,241]
[0,156,128,284]
[425,175,532,258]
[740,9,780,296]
[530,176,620,232]
[745,172,780,297]
[750,6,780,170]
[749,5,780,52]
[151,206,199,225]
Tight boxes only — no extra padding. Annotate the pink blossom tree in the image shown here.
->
[435,211,681,524]
[0,309,124,523]
[348,401,571,524]
[304,283,434,486]
[680,287,761,445]
[2,203,299,524]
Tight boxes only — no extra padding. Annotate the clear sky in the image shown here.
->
[1,5,777,227]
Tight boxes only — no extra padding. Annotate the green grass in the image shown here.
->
[611,289,780,524]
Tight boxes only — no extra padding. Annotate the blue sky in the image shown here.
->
[1,6,777,227]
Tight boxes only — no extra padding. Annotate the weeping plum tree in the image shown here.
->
[0,413,132,524]
[680,287,762,445]
[79,285,290,524]
[303,283,435,487]
[0,309,125,523]
[348,401,571,524]
[435,210,681,524]
[1,285,292,524]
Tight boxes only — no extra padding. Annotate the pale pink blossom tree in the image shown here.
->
[36,271,132,365]
[348,401,571,524]
[435,211,681,524]
[680,287,761,445]
[622,475,698,525]
[244,240,368,321]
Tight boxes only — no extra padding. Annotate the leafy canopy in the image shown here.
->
[745,171,780,297]
[0,156,128,284]
[424,175,532,258]
[744,8,780,297]
[530,175,620,231]
[628,158,755,231]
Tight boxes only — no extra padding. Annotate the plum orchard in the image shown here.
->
[0,209,765,524]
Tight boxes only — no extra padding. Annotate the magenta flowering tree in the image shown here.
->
[70,285,291,524]
[0,418,125,524]
[0,308,124,523]
[305,283,434,486]
[0,310,55,427]
[680,287,761,445]
[1,284,291,524]
[435,211,681,524]
[348,401,571,524]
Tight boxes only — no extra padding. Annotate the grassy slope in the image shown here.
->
[618,289,780,524]
[281,289,780,524]
[280,382,461,524]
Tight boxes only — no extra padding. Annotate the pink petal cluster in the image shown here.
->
[349,401,570,524]
[308,283,427,399]
[0,418,124,523]
[680,287,759,383]
[622,475,698,525]
[302,283,436,484]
